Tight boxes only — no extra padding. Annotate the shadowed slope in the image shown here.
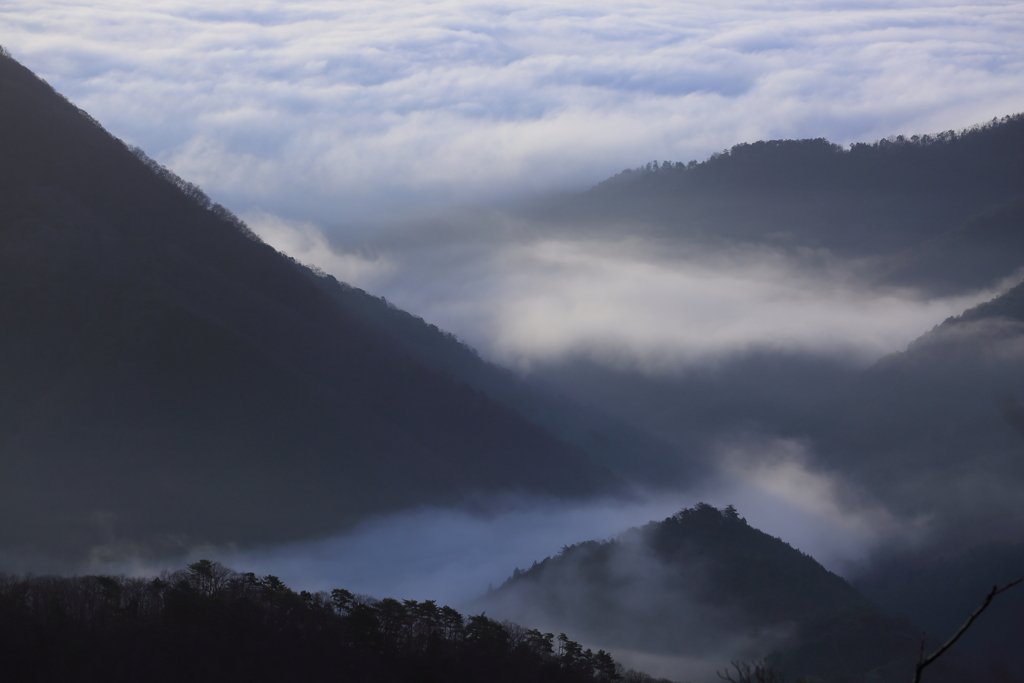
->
[879,196,1024,295]
[0,52,620,561]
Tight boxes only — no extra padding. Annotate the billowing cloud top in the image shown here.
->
[3,0,1023,223]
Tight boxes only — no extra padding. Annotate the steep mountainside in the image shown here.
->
[0,52,625,561]
[880,196,1024,295]
[302,275,697,486]
[817,282,1024,547]
[745,282,1024,680]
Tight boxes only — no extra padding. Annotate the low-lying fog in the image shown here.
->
[91,439,923,605]
[249,207,1013,371]
[157,203,1015,614]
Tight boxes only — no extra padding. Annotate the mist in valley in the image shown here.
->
[230,140,1024,678]
[247,177,1024,553]
[3,2,1024,681]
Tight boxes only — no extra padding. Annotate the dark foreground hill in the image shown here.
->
[474,504,931,683]
[0,561,672,683]
[0,51,632,562]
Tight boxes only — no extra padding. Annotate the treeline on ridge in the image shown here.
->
[602,114,1024,193]
[0,561,673,683]
[564,113,1024,264]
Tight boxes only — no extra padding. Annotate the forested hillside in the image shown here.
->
[476,504,929,683]
[0,561,671,683]
[303,273,697,486]
[0,50,627,562]
[567,116,1024,273]
[815,280,1024,547]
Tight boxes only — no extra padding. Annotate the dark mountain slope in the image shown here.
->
[957,273,1024,324]
[879,195,1024,295]
[475,504,923,683]
[548,116,1024,278]
[815,282,1024,546]
[781,286,1024,678]
[0,52,620,561]
[302,274,698,486]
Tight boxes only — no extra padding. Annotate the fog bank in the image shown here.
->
[251,211,1016,371]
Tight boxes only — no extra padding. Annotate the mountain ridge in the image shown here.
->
[0,49,625,561]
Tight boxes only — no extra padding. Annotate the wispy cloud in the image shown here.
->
[3,0,1022,224]
[89,496,692,605]
[252,209,1019,368]
[712,436,932,571]
[88,476,903,605]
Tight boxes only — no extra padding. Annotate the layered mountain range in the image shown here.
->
[2,47,1023,682]
[508,115,1024,681]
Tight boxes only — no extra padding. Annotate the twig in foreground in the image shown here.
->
[911,577,1022,683]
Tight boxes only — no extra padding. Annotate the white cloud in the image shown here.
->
[5,0,1012,388]
[711,436,932,571]
[244,209,397,282]
[269,217,1018,368]
[475,239,1009,368]
[2,0,1022,224]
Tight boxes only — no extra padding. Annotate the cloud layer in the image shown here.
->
[3,0,1023,224]
[252,210,1018,368]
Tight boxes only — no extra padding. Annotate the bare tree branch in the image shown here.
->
[912,577,1022,683]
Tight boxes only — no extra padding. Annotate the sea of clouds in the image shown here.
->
[2,0,1023,223]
